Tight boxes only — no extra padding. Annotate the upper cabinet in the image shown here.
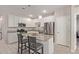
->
[8,15,16,27]
[14,15,19,27]
[18,16,23,23]
[38,16,55,27]
[8,15,24,27]
[8,15,36,27]
[8,15,55,28]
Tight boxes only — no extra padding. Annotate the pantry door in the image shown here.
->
[55,16,67,46]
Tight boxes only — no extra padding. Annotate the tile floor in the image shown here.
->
[0,40,18,54]
[0,39,79,54]
[54,44,70,54]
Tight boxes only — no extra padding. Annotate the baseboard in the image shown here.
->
[7,41,18,44]
[56,44,70,47]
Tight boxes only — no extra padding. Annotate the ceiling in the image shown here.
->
[0,5,68,18]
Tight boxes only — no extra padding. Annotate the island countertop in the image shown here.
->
[23,33,53,42]
[35,34,53,41]
[22,33,54,54]
[20,30,54,54]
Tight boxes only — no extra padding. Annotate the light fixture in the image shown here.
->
[38,15,42,19]
[42,10,47,13]
[27,18,31,21]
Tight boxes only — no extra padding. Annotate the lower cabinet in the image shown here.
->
[8,32,18,43]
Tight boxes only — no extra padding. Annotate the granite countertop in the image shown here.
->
[23,33,53,42]
[36,34,53,41]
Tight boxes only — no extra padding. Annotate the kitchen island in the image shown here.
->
[23,32,54,54]
[36,34,54,54]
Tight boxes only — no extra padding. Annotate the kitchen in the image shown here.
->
[0,5,71,54]
[7,15,54,54]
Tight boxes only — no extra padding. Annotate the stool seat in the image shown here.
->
[30,43,43,50]
[28,36,43,54]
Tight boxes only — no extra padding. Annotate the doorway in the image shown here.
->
[0,16,2,40]
[76,15,79,51]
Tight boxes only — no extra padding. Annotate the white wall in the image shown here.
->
[2,14,8,43]
[71,6,79,52]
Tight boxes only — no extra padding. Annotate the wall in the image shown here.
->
[2,14,8,43]
[71,6,79,52]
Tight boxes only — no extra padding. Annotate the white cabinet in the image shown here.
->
[18,16,22,23]
[26,22,35,27]
[8,15,37,27]
[8,15,19,27]
[39,16,55,27]
[8,32,18,43]
[8,15,15,27]
[21,18,26,24]
[14,16,19,27]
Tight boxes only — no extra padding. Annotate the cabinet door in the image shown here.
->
[8,15,15,27]
[18,16,22,23]
[21,18,26,23]
[8,15,19,27]
[14,16,19,27]
[8,32,18,43]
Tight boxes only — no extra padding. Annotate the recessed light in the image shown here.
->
[42,10,47,13]
[38,15,42,19]
[27,18,31,21]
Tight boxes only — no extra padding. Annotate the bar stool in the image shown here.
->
[17,33,28,54]
[28,36,43,54]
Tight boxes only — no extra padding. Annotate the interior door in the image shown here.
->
[55,16,67,45]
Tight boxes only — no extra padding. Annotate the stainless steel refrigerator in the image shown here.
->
[44,22,55,35]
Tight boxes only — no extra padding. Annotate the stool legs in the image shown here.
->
[21,44,23,54]
[42,47,43,54]
[18,42,19,53]
[28,47,30,54]
[25,43,26,49]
